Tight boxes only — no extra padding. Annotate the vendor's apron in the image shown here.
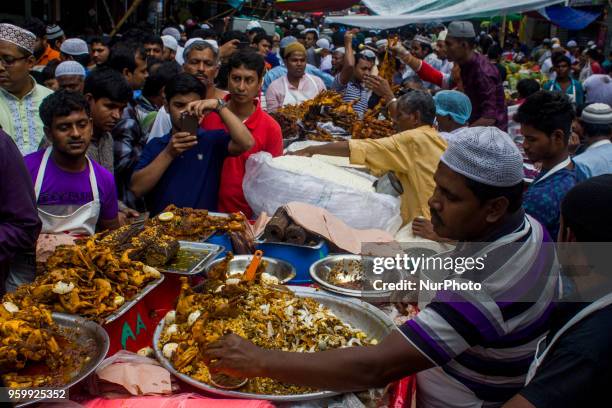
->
[6,148,101,291]
[525,292,612,384]
[282,74,319,107]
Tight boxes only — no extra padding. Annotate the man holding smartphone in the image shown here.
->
[130,73,254,215]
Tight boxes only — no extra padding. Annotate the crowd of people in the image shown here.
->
[0,13,611,408]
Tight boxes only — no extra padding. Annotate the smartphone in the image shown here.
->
[180,112,199,136]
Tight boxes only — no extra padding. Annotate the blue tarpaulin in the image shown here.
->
[539,5,601,30]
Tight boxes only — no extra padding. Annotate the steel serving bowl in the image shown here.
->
[153,285,394,401]
[16,313,109,407]
[204,255,296,284]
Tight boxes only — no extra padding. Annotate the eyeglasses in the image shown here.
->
[0,55,27,67]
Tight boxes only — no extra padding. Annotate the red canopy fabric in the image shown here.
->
[275,0,359,12]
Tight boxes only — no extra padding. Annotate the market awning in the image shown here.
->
[274,0,360,12]
[539,5,601,30]
[326,0,565,29]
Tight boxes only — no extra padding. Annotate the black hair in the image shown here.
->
[355,52,376,65]
[221,30,249,45]
[72,53,91,67]
[146,57,164,75]
[248,27,267,38]
[514,90,575,142]
[164,73,206,101]
[120,28,149,45]
[304,30,318,40]
[516,79,540,99]
[90,35,112,46]
[465,178,524,213]
[581,122,612,139]
[83,67,132,102]
[227,49,265,79]
[143,34,163,48]
[108,42,146,74]
[22,17,46,39]
[192,28,217,41]
[142,61,181,98]
[587,48,604,63]
[252,33,272,46]
[552,53,571,67]
[561,174,612,242]
[41,60,60,81]
[40,89,91,128]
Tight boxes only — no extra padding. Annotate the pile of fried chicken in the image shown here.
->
[4,233,163,322]
[148,205,246,241]
[0,301,87,388]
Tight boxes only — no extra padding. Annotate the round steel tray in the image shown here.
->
[204,255,296,284]
[16,313,109,407]
[310,254,403,299]
[154,286,394,401]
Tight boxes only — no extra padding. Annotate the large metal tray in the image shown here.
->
[160,241,224,275]
[203,255,296,284]
[255,237,326,250]
[16,313,109,407]
[103,274,165,324]
[153,285,394,402]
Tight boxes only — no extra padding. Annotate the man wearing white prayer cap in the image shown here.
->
[332,46,345,74]
[60,38,90,67]
[55,61,86,93]
[161,35,178,62]
[573,103,612,180]
[0,23,53,154]
[203,125,559,408]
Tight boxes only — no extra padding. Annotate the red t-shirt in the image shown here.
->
[201,96,283,218]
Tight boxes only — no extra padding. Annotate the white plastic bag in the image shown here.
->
[243,152,402,233]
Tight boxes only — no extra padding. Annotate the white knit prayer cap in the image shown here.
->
[161,35,178,51]
[55,61,85,77]
[441,127,524,187]
[60,38,89,55]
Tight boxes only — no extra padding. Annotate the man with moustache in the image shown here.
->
[148,39,227,141]
[202,127,559,408]
[201,49,282,218]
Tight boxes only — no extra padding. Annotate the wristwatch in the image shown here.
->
[386,97,398,109]
[215,98,227,113]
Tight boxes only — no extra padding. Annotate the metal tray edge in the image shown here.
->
[103,274,165,324]
[160,242,224,276]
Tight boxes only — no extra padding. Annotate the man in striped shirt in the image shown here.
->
[332,30,392,118]
[201,127,560,407]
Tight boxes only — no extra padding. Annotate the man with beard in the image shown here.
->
[148,39,227,141]
[394,21,507,130]
[201,49,282,218]
[293,91,447,226]
[265,41,325,113]
[203,127,559,408]
[23,18,60,69]
[0,23,53,154]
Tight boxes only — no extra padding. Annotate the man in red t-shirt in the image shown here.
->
[202,49,282,218]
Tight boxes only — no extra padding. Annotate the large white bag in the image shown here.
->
[243,152,403,233]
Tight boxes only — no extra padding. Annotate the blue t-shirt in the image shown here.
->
[135,129,230,215]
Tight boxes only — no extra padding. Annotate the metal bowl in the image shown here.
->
[16,313,109,407]
[310,254,410,300]
[204,255,296,284]
[153,285,394,401]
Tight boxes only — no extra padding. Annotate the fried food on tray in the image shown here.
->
[158,254,377,395]
[148,205,246,241]
[352,116,395,139]
[0,302,90,388]
[327,260,366,290]
[378,36,399,85]
[96,224,180,267]
[4,235,162,322]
